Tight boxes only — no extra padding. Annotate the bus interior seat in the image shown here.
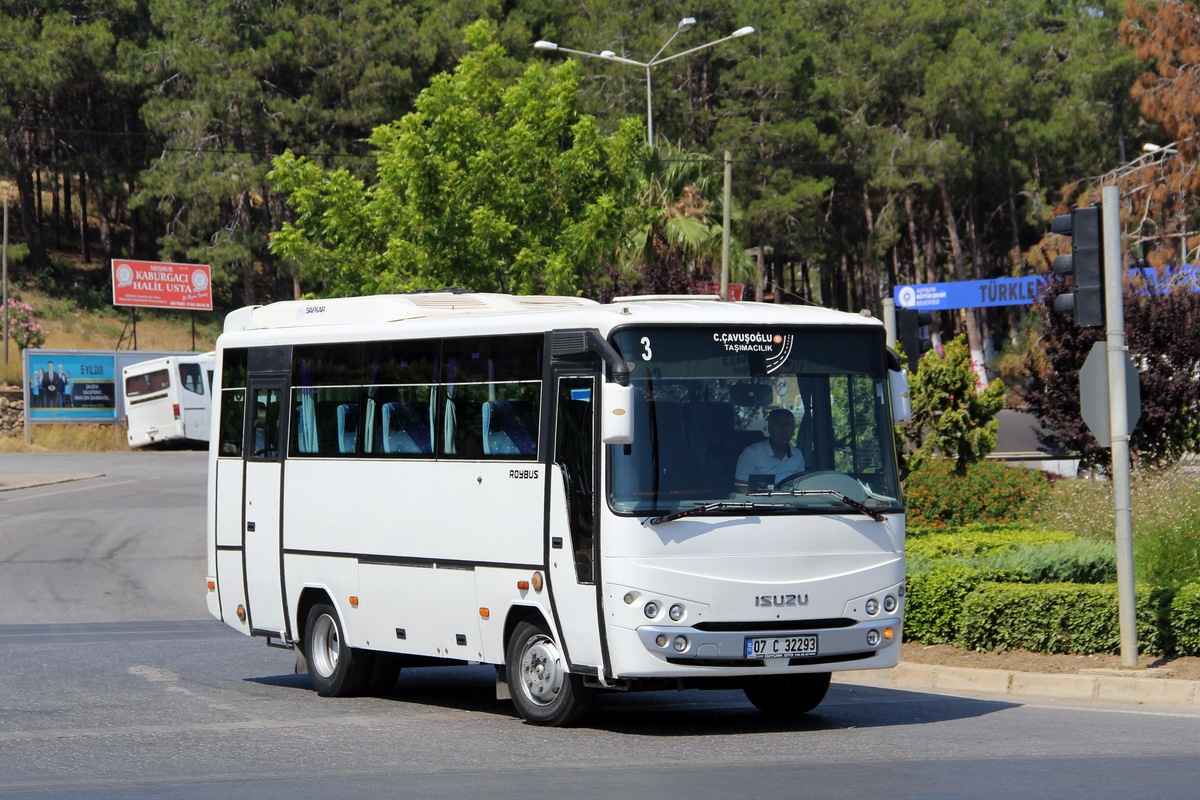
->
[686,401,738,492]
[382,401,432,454]
[336,402,358,454]
[482,399,536,456]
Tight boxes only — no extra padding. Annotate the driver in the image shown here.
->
[734,408,805,490]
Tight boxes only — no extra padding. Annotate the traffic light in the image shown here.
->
[897,308,933,373]
[1050,205,1105,328]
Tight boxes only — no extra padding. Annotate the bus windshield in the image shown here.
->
[609,326,902,519]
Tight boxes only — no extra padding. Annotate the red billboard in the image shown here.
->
[690,281,745,301]
[112,260,213,311]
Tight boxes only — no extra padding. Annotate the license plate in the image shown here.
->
[745,634,818,659]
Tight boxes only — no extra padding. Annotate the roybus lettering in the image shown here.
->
[509,469,539,479]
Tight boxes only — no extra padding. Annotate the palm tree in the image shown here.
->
[619,145,754,295]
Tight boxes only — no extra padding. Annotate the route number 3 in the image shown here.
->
[640,336,653,361]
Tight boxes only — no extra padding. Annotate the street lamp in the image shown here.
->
[534,17,755,145]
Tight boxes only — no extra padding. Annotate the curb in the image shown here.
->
[0,474,104,493]
[835,662,1200,707]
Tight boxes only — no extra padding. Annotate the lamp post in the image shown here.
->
[534,18,755,145]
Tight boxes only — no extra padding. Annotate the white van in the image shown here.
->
[123,353,215,447]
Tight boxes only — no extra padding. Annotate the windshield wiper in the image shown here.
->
[650,501,785,525]
[747,489,886,522]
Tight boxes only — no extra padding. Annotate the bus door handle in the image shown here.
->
[246,521,256,532]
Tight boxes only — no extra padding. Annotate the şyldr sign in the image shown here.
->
[895,276,1044,310]
[112,259,213,311]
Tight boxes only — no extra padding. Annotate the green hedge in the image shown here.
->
[903,563,1019,644]
[1172,582,1200,656]
[957,582,1175,655]
[975,540,1117,585]
[907,525,1074,563]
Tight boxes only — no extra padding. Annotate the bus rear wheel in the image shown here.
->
[743,672,831,716]
[506,620,595,727]
[303,603,371,697]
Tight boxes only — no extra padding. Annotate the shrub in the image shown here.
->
[1172,582,1200,656]
[904,458,1051,531]
[958,582,1175,656]
[906,525,1074,562]
[903,563,1020,644]
[976,540,1117,584]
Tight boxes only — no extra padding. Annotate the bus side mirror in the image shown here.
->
[888,369,911,423]
[601,383,634,445]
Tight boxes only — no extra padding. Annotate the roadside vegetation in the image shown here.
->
[905,462,1200,658]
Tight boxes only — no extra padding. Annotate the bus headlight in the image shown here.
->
[644,602,660,619]
[669,603,685,621]
[865,598,879,616]
[883,595,897,613]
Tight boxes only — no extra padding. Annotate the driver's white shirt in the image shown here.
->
[735,439,806,483]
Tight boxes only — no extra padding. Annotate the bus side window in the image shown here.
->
[252,388,282,459]
[218,349,248,457]
[219,390,245,457]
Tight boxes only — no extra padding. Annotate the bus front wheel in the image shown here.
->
[505,620,595,726]
[303,603,371,697]
[743,672,831,716]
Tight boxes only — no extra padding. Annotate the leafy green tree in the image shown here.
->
[270,21,644,297]
[902,334,1005,473]
[1024,280,1200,472]
[0,1,133,268]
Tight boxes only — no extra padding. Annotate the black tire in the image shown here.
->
[302,603,371,697]
[743,672,831,717]
[365,652,403,695]
[505,620,596,726]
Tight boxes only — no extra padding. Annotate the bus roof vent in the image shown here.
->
[513,296,599,310]
[406,294,495,312]
[610,294,722,303]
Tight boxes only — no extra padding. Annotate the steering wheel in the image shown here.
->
[776,469,869,500]
[774,471,808,490]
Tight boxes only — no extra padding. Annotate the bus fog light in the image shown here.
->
[669,603,685,621]
[673,636,688,652]
[656,634,669,647]
[644,602,660,619]
[865,598,879,616]
[883,595,897,613]
[866,629,880,646]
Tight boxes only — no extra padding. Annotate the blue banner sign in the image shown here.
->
[895,276,1044,310]
[1131,263,1200,292]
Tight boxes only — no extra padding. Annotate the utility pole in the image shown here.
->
[1103,185,1138,669]
[721,151,732,301]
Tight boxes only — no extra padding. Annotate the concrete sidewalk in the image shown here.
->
[836,661,1200,707]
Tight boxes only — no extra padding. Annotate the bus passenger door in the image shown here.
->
[546,374,604,671]
[243,379,288,637]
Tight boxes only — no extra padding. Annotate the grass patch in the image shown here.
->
[1037,468,1200,587]
[0,424,132,453]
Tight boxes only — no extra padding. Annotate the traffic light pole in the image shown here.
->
[1102,185,1138,669]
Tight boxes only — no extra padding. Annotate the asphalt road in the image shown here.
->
[2,451,1199,800]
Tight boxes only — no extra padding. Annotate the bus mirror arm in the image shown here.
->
[551,329,631,386]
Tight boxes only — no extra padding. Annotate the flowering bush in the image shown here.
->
[904,458,1051,531]
[5,298,47,350]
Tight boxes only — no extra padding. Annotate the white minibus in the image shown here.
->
[206,293,910,725]
[123,353,215,447]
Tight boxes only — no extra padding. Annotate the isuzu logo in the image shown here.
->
[755,593,809,607]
